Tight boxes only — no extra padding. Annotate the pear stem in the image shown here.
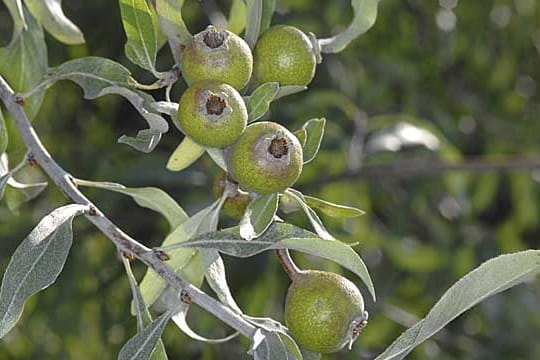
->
[275,249,301,280]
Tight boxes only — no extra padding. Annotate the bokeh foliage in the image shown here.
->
[1,0,539,359]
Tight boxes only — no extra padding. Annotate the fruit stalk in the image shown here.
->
[275,249,301,279]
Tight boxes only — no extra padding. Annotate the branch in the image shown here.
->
[0,76,256,339]
[275,249,302,280]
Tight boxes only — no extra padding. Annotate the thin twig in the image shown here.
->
[275,249,302,280]
[0,75,256,339]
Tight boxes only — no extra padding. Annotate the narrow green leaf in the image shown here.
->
[304,196,365,218]
[119,0,159,73]
[286,189,334,240]
[118,308,174,360]
[118,129,163,153]
[166,137,205,171]
[0,109,7,155]
[76,179,187,230]
[177,223,376,301]
[3,0,27,39]
[0,204,88,338]
[123,259,168,360]
[171,303,239,343]
[247,82,279,123]
[260,0,276,34]
[244,0,262,48]
[24,0,85,45]
[0,9,47,120]
[228,0,246,35]
[274,85,307,100]
[156,0,191,45]
[202,251,243,313]
[240,193,278,240]
[293,128,307,147]
[375,250,540,360]
[299,118,325,164]
[318,0,380,54]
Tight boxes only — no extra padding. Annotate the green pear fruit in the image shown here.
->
[213,172,251,220]
[176,80,247,148]
[254,25,317,86]
[228,121,303,194]
[181,25,253,90]
[284,271,368,353]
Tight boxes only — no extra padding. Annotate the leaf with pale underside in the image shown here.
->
[167,137,205,171]
[24,0,85,45]
[375,250,540,360]
[245,316,303,360]
[304,196,365,218]
[286,189,334,240]
[175,223,376,301]
[247,82,279,123]
[0,204,88,339]
[318,0,380,53]
[240,193,278,240]
[75,179,187,230]
[119,0,159,73]
[298,118,325,164]
[3,0,26,39]
[155,0,192,54]
[0,9,47,120]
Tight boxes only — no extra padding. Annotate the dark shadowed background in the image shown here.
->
[1,0,539,359]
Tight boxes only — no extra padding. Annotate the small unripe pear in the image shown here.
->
[228,121,303,194]
[284,271,368,354]
[181,26,253,89]
[213,172,251,220]
[254,25,317,86]
[176,80,247,148]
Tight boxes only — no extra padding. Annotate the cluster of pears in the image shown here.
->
[176,25,314,194]
[177,25,367,354]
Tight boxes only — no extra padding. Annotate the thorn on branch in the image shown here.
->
[180,289,192,305]
[153,248,171,261]
[14,95,25,106]
[120,251,135,261]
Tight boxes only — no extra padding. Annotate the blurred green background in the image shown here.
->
[1,0,540,359]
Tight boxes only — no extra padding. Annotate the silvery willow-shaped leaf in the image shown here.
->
[297,118,325,164]
[167,136,205,171]
[118,307,175,360]
[285,189,335,240]
[274,85,307,100]
[0,204,88,338]
[156,0,192,64]
[247,82,279,123]
[123,259,168,360]
[0,8,47,120]
[24,0,85,45]
[175,222,376,301]
[244,0,263,48]
[318,0,380,53]
[239,193,279,240]
[23,57,168,152]
[375,250,540,360]
[76,178,187,230]
[304,196,365,218]
[119,0,160,74]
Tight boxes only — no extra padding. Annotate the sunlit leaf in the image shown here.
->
[0,9,47,119]
[274,85,307,100]
[119,0,159,73]
[176,223,376,301]
[24,0,85,44]
[155,0,191,64]
[76,179,187,230]
[206,148,228,171]
[247,82,279,123]
[240,193,278,240]
[298,118,325,164]
[118,308,174,360]
[318,0,380,53]
[0,109,7,154]
[249,329,289,360]
[375,250,540,360]
[244,316,303,360]
[304,196,365,218]
[228,0,246,35]
[286,189,334,240]
[166,136,205,171]
[0,204,88,338]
